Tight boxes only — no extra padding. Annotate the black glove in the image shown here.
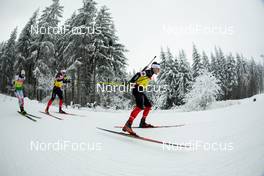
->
[63,76,71,83]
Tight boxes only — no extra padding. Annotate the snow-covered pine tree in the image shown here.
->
[192,44,203,79]
[0,28,17,93]
[96,6,122,80]
[0,42,5,54]
[38,0,63,42]
[210,53,217,74]
[184,70,221,111]
[201,51,210,71]
[212,47,221,79]
[56,11,90,105]
[177,49,193,104]
[213,47,227,99]
[256,60,264,93]
[16,10,38,65]
[154,48,166,108]
[235,54,249,98]
[248,58,259,96]
[0,42,6,90]
[15,10,39,98]
[62,1,127,107]
[56,11,77,69]
[94,6,127,108]
[63,0,98,105]
[157,48,180,108]
[224,53,238,99]
[33,0,63,100]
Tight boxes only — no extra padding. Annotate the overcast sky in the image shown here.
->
[0,0,264,72]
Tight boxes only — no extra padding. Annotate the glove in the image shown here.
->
[63,76,71,83]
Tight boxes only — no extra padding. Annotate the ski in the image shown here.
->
[97,127,190,148]
[114,124,185,129]
[39,111,63,120]
[17,111,37,122]
[53,112,85,117]
[25,113,42,119]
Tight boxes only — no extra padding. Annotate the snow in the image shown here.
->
[0,93,264,176]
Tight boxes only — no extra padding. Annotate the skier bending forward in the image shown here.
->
[14,70,26,114]
[45,70,70,114]
[122,62,161,135]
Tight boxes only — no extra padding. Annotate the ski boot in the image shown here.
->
[122,120,136,135]
[20,106,27,115]
[59,108,66,114]
[139,118,154,128]
[45,107,49,114]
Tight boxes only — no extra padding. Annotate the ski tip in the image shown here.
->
[96,127,106,131]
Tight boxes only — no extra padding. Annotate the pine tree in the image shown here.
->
[94,6,127,107]
[157,48,180,108]
[248,58,258,96]
[0,28,17,93]
[16,10,38,60]
[236,54,249,98]
[0,42,6,78]
[38,0,63,42]
[177,49,193,104]
[201,51,210,71]
[256,61,264,93]
[15,10,39,98]
[192,44,203,79]
[210,53,217,74]
[214,47,227,99]
[57,11,77,69]
[95,6,127,82]
[33,0,64,100]
[63,0,98,105]
[62,0,127,106]
[224,53,238,99]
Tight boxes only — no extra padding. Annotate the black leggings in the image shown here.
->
[132,87,152,110]
[50,87,63,100]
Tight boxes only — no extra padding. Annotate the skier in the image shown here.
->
[14,70,27,114]
[45,70,70,114]
[122,62,161,135]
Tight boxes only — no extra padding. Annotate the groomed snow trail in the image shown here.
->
[0,94,264,176]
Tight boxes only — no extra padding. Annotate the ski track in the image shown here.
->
[0,94,264,176]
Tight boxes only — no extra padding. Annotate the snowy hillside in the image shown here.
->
[0,93,264,176]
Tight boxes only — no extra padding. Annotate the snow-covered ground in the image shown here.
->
[0,93,264,176]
